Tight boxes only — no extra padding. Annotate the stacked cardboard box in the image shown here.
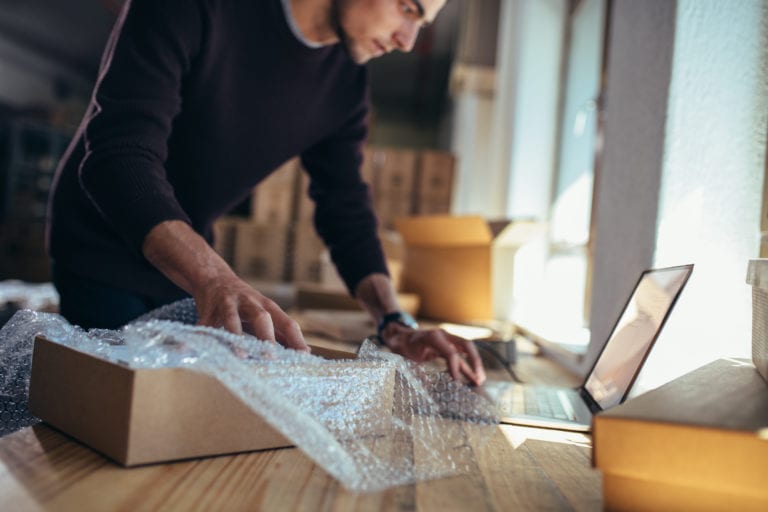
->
[212,147,456,301]
[216,160,298,282]
[415,150,455,216]
[369,148,418,230]
[251,160,299,226]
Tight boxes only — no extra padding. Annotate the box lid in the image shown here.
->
[394,215,493,247]
[494,221,548,247]
[747,259,768,289]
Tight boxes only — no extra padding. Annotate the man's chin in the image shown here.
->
[348,46,374,65]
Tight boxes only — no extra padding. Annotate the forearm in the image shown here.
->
[142,220,236,295]
[354,273,400,325]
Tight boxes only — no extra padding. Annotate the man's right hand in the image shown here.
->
[143,220,308,351]
[194,274,309,351]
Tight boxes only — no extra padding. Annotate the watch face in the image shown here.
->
[378,311,419,335]
[399,312,418,329]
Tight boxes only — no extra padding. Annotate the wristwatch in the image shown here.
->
[377,311,419,337]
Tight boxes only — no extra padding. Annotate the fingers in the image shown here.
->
[410,329,485,386]
[199,296,244,335]
[262,301,310,353]
[418,330,480,386]
[196,287,308,352]
[446,332,486,385]
[239,301,277,342]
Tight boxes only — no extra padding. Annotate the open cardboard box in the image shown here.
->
[394,215,546,323]
[28,336,387,467]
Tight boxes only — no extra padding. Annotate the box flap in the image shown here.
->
[395,215,492,246]
[494,221,548,247]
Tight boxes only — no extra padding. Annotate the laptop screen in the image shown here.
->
[583,265,693,409]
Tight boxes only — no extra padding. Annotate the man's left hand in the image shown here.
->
[380,322,486,386]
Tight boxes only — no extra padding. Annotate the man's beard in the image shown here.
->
[330,0,365,63]
[329,0,352,55]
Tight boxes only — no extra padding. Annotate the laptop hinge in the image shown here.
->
[578,387,603,415]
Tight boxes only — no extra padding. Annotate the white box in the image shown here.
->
[747,259,768,382]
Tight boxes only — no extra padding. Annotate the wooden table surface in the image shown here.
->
[0,338,603,512]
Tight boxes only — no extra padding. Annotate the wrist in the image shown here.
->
[377,311,418,338]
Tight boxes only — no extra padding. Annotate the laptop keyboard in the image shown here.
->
[505,386,574,420]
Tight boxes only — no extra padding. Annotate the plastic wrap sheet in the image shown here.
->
[0,281,59,312]
[0,300,498,492]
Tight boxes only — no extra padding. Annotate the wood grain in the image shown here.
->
[0,352,601,511]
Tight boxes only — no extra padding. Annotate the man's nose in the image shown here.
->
[392,21,420,52]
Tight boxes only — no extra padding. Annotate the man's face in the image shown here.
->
[334,0,447,64]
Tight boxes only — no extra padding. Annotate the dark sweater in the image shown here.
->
[48,0,387,299]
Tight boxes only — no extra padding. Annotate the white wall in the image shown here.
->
[636,0,768,391]
[590,0,768,390]
[587,0,676,371]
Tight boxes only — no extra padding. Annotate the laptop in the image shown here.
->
[481,264,694,432]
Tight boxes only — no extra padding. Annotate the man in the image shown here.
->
[47,0,486,385]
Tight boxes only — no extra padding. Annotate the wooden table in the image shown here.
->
[0,340,602,511]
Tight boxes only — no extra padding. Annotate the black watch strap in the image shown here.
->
[377,311,419,337]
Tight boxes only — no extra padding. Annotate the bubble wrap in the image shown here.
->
[0,300,498,492]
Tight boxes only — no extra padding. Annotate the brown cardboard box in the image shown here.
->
[395,215,545,322]
[233,222,289,281]
[251,159,299,225]
[28,336,392,466]
[295,282,421,317]
[375,195,414,230]
[417,151,455,197]
[292,223,325,284]
[298,309,374,342]
[593,358,768,512]
[415,193,453,216]
[212,216,242,266]
[372,149,417,194]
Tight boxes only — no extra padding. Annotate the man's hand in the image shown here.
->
[143,220,308,351]
[380,321,486,386]
[355,273,488,386]
[194,274,309,351]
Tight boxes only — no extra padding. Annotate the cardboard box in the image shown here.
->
[295,282,421,317]
[593,358,768,512]
[415,193,452,216]
[417,150,455,197]
[28,336,393,466]
[251,159,299,225]
[233,222,289,281]
[370,148,417,195]
[395,215,545,322]
[291,223,325,284]
[298,309,374,342]
[212,216,241,266]
[375,195,414,230]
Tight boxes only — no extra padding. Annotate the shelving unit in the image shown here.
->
[0,119,72,281]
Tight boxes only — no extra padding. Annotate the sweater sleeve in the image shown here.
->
[300,91,389,295]
[78,0,204,253]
